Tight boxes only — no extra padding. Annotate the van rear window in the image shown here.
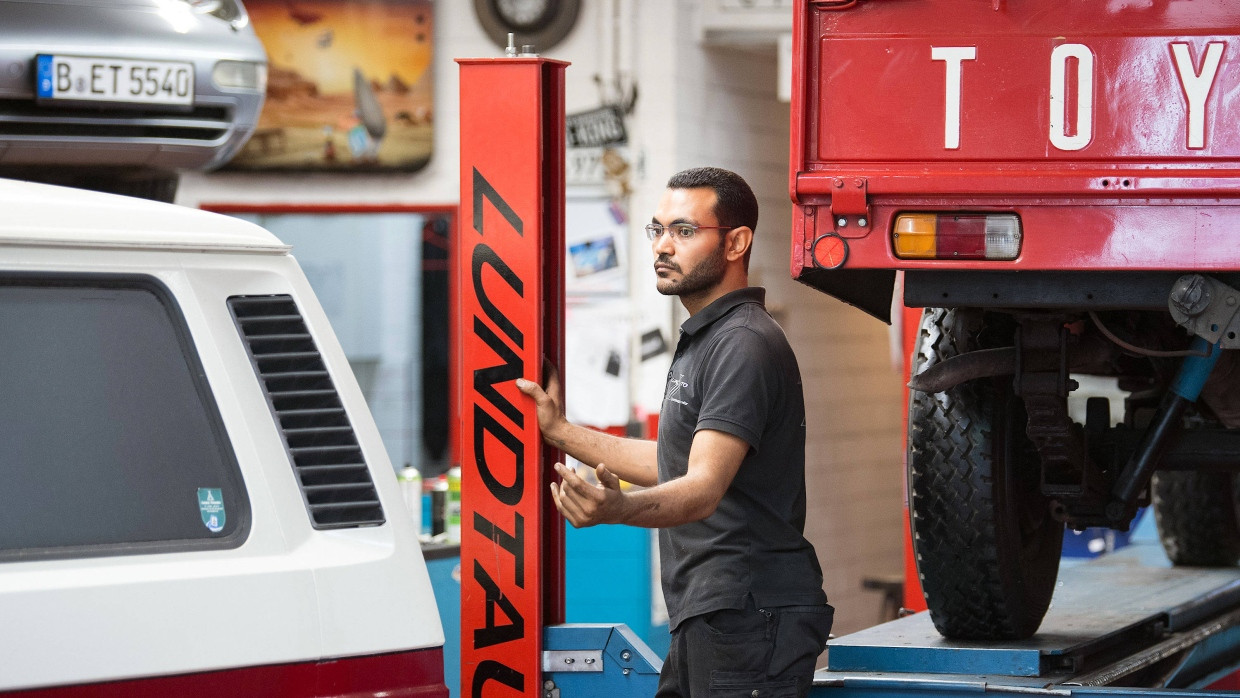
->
[0,277,248,560]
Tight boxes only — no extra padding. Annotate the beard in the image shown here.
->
[655,238,728,297]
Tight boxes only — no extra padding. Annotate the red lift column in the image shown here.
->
[456,56,568,697]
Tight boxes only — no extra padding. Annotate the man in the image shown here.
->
[517,167,832,697]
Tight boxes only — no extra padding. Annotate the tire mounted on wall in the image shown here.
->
[907,307,1064,640]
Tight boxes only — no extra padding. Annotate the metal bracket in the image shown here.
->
[542,624,661,696]
[828,177,870,232]
[1168,274,1240,348]
[542,649,604,673]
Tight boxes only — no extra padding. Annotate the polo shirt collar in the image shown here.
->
[680,287,766,337]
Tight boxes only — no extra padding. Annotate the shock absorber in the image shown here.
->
[1106,336,1221,525]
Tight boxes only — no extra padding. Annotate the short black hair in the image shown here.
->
[666,166,758,234]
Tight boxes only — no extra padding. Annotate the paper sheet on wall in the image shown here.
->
[564,298,631,428]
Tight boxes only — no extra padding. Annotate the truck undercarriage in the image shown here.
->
[903,271,1240,640]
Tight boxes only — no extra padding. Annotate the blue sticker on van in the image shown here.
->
[198,488,226,533]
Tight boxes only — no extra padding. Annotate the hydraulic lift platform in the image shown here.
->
[815,543,1240,696]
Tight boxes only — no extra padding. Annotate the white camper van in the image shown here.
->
[0,180,446,695]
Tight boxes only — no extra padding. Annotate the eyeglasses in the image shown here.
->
[644,222,734,241]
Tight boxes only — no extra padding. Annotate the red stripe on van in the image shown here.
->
[7,647,447,697]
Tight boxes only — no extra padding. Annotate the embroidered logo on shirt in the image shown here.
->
[665,373,689,407]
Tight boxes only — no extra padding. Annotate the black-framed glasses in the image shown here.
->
[644,222,734,241]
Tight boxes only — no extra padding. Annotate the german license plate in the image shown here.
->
[35,54,194,107]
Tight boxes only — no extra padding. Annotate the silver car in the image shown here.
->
[0,0,266,200]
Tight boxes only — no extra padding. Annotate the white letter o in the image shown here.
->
[1049,43,1094,151]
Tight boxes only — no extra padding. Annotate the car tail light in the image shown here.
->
[893,213,1022,260]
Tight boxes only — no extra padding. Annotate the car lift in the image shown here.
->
[821,543,1240,696]
[456,53,661,698]
[454,55,1240,698]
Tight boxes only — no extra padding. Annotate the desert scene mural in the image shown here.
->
[229,0,433,171]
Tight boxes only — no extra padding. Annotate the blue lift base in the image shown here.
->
[543,623,663,697]
[814,543,1240,696]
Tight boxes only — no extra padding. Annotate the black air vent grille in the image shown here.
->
[229,295,385,529]
[0,100,230,141]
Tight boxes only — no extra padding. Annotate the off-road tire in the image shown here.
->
[908,307,1064,640]
[1152,470,1240,566]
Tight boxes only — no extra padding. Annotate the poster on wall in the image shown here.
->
[566,197,628,295]
[227,0,434,172]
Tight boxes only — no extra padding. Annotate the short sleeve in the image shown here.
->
[694,326,776,451]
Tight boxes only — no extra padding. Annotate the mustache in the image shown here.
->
[655,254,680,272]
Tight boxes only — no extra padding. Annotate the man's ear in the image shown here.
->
[726,226,753,262]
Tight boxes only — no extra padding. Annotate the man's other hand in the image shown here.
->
[550,462,625,528]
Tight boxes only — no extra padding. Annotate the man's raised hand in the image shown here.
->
[516,359,564,439]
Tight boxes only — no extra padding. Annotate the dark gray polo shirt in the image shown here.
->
[657,287,826,631]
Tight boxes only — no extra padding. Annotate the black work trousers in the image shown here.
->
[655,599,834,697]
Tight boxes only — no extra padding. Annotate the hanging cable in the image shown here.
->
[1088,311,1210,358]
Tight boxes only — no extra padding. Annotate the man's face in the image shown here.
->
[650,187,729,298]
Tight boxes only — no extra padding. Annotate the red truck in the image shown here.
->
[790,0,1240,641]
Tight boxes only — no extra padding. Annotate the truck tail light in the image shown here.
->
[893,213,1022,260]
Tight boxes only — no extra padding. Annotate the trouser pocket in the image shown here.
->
[766,603,835,683]
[704,606,774,677]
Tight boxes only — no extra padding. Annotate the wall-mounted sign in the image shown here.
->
[566,105,627,149]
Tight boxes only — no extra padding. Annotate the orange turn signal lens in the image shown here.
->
[892,213,938,258]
